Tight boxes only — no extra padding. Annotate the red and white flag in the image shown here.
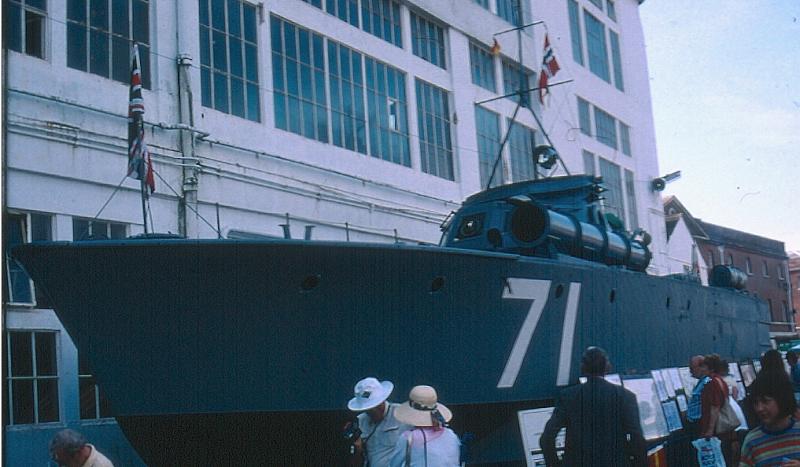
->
[128,43,155,196]
[538,34,561,106]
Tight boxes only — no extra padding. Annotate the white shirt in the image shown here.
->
[358,403,412,466]
[80,444,114,467]
[389,427,460,467]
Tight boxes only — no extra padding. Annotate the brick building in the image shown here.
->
[790,252,800,332]
[665,197,794,338]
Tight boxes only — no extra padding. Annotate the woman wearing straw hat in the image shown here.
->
[389,385,460,467]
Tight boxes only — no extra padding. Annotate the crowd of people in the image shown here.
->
[344,347,800,466]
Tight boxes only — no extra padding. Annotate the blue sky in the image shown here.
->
[639,2,800,252]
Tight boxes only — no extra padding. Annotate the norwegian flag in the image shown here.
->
[128,43,155,196]
[538,34,561,105]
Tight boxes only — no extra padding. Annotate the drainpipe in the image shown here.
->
[176,2,199,238]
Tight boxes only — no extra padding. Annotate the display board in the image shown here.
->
[518,408,565,467]
[578,374,622,385]
[679,367,698,395]
[740,363,756,387]
[651,370,669,401]
[623,377,670,441]
[675,394,688,412]
[666,368,684,394]
[661,400,683,432]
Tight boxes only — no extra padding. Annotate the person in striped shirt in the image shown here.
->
[739,372,800,466]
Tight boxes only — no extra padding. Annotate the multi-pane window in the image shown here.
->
[361,0,402,47]
[475,106,501,189]
[497,0,522,26]
[606,0,616,22]
[4,213,51,305]
[326,0,360,27]
[365,57,410,166]
[328,41,367,154]
[5,331,59,425]
[567,0,583,65]
[619,122,631,155]
[416,79,454,180]
[271,16,328,143]
[578,97,591,136]
[598,158,623,221]
[4,0,46,58]
[503,60,532,107]
[72,218,127,241]
[594,107,617,149]
[79,353,112,419]
[410,11,446,69]
[199,0,259,121]
[470,42,496,92]
[508,121,536,182]
[584,11,610,82]
[67,0,150,88]
[582,150,595,175]
[609,30,624,91]
[624,169,638,229]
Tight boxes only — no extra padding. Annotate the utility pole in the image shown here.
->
[176,2,199,238]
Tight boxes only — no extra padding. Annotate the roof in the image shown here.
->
[696,220,787,258]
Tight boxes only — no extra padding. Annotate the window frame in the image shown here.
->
[416,78,454,180]
[507,120,537,182]
[598,157,624,222]
[72,217,127,241]
[410,10,447,69]
[475,105,502,188]
[5,0,48,59]
[4,212,52,306]
[469,41,497,92]
[584,9,610,83]
[5,330,61,426]
[78,353,112,420]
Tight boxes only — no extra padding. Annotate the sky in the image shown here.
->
[639,1,800,253]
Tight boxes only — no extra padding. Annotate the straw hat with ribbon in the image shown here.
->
[394,385,452,427]
[347,377,394,411]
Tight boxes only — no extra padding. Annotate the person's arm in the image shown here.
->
[622,391,647,466]
[540,399,567,467]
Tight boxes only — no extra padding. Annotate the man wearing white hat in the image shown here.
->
[348,377,412,466]
[389,385,460,466]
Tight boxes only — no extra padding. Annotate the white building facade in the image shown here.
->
[3,0,666,463]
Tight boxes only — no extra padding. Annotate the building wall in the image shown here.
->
[664,217,709,285]
[3,0,666,463]
[790,253,800,331]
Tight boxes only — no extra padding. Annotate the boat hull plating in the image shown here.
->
[14,238,769,464]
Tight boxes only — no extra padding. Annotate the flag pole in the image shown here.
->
[140,176,149,234]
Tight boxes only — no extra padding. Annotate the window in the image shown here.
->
[301,0,322,7]
[594,107,617,148]
[4,213,51,305]
[474,0,489,8]
[475,106,501,189]
[328,41,367,153]
[567,0,583,65]
[624,169,638,230]
[326,0,359,26]
[365,57,409,165]
[778,264,785,280]
[727,254,734,266]
[588,0,603,9]
[470,42,496,92]
[619,122,631,156]
[361,0,402,47]
[508,120,536,182]
[410,11,446,69]
[497,0,522,26]
[578,97,591,136]
[271,16,328,142]
[79,353,112,419]
[416,79,453,180]
[199,0,259,121]
[67,0,150,88]
[746,257,753,274]
[4,0,46,58]
[5,331,60,425]
[503,60,532,107]
[582,150,595,175]
[584,11,610,82]
[606,0,616,21]
[609,30,624,91]
[598,158,623,221]
[763,260,769,277]
[708,251,715,267]
[72,218,127,240]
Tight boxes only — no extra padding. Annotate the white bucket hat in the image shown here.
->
[394,385,452,427]
[347,377,394,411]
